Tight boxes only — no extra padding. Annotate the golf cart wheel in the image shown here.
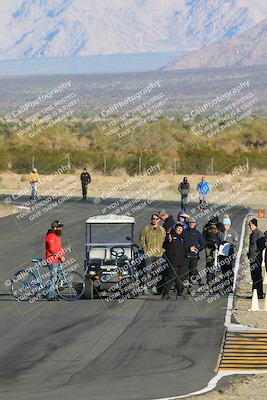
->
[11,269,37,301]
[57,271,85,301]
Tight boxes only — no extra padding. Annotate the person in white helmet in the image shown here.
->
[29,167,39,200]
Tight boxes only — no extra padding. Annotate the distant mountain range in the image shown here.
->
[164,17,267,70]
[0,0,267,60]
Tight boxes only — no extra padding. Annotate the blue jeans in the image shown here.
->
[31,182,38,199]
[47,263,59,299]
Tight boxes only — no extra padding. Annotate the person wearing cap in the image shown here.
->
[45,221,65,300]
[178,177,190,212]
[29,167,39,200]
[159,210,175,232]
[202,215,224,288]
[183,217,205,290]
[218,217,238,292]
[139,214,166,294]
[247,218,265,299]
[162,222,197,300]
[197,176,211,209]
[177,210,190,230]
[80,168,91,202]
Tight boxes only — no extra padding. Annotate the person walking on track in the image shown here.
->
[197,176,211,209]
[178,176,190,211]
[80,168,91,202]
[178,177,190,212]
[29,167,39,200]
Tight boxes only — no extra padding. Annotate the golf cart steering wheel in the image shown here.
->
[110,247,125,258]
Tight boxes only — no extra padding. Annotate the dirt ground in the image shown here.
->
[186,374,267,400]
[0,169,266,209]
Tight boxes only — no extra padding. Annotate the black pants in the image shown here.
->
[82,183,88,199]
[187,257,202,285]
[219,255,234,291]
[205,247,216,285]
[162,264,188,296]
[250,258,263,298]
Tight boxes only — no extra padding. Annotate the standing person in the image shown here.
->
[183,217,205,290]
[29,167,39,200]
[247,218,265,299]
[46,220,65,301]
[159,210,175,232]
[178,177,190,212]
[139,213,166,294]
[218,217,238,292]
[197,176,211,209]
[162,223,197,300]
[80,168,91,202]
[202,216,224,288]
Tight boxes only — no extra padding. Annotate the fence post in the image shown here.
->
[103,155,107,176]
[138,156,142,175]
[246,157,249,174]
[32,156,35,170]
[211,157,214,175]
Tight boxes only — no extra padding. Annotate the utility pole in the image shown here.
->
[211,157,214,175]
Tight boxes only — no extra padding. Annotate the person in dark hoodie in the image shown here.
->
[80,168,91,201]
[202,215,224,287]
[183,217,205,290]
[247,218,265,299]
[178,177,190,212]
[162,222,198,300]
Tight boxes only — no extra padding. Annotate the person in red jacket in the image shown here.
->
[46,220,65,300]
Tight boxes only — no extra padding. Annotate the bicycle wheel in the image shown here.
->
[56,271,85,301]
[11,269,37,301]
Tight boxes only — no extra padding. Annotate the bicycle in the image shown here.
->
[11,257,85,301]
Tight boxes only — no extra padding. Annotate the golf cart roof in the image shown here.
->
[86,214,135,224]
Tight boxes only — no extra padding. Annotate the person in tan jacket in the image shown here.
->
[139,213,166,294]
[29,168,39,200]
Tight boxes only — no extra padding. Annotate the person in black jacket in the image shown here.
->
[162,222,198,300]
[183,217,205,290]
[80,168,91,201]
[159,210,175,232]
[178,177,190,212]
[202,215,224,287]
[247,218,265,299]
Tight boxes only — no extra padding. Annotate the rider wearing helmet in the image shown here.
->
[46,220,65,300]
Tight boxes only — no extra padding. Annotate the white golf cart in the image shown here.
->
[84,214,140,299]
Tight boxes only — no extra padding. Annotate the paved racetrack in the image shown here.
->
[0,198,247,400]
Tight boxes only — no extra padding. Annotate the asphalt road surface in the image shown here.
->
[0,197,247,400]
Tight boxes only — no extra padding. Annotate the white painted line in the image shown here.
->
[153,371,267,400]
